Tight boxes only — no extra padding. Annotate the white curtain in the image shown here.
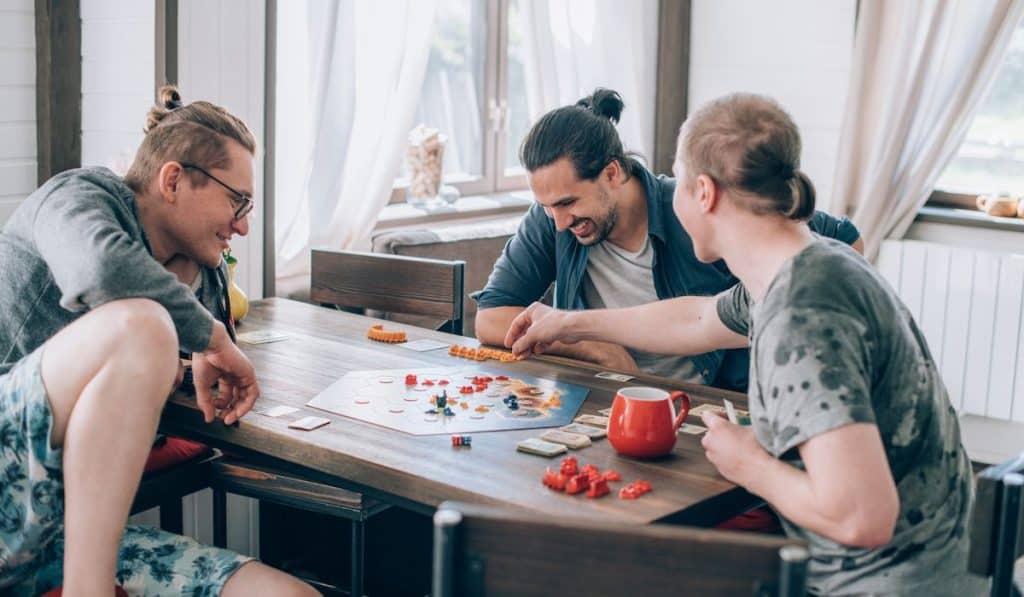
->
[275,0,438,283]
[830,0,1024,259]
[518,0,658,161]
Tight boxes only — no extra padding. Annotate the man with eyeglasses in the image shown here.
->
[0,86,317,596]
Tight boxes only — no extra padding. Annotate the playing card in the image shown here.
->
[540,429,592,449]
[516,437,568,457]
[288,416,331,431]
[678,423,707,435]
[597,407,613,416]
[595,371,635,382]
[399,339,450,352]
[574,414,609,427]
[237,330,290,345]
[690,403,727,417]
[560,423,607,439]
[257,405,299,418]
[724,399,738,424]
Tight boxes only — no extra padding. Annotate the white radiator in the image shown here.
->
[876,239,1024,422]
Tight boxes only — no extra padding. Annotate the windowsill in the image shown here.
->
[375,191,533,230]
[916,205,1024,233]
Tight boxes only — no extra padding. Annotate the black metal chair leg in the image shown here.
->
[992,473,1023,597]
[213,488,228,548]
[159,499,184,535]
[351,519,365,597]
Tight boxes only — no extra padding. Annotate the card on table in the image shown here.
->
[237,330,290,345]
[399,339,450,352]
[256,405,299,418]
[597,407,613,416]
[516,437,568,457]
[560,422,607,439]
[574,414,609,427]
[540,429,592,449]
[594,371,635,382]
[288,416,331,431]
[678,423,707,435]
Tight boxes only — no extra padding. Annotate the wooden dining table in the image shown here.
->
[159,298,759,526]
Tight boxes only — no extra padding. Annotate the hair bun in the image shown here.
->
[158,85,184,110]
[575,88,624,124]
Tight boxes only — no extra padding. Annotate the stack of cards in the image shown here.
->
[540,429,592,449]
[574,414,609,427]
[594,371,635,382]
[288,416,331,431]
[237,330,290,345]
[559,423,607,439]
[516,437,568,457]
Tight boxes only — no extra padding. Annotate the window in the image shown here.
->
[931,18,1024,210]
[394,0,527,202]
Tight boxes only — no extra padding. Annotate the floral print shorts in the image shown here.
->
[0,348,252,595]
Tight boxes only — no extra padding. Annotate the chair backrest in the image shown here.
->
[432,501,809,597]
[969,451,1024,596]
[311,249,466,335]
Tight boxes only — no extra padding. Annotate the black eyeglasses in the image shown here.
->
[180,163,254,220]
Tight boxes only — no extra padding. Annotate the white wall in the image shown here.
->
[688,0,857,213]
[0,0,36,225]
[179,0,266,302]
[81,0,154,172]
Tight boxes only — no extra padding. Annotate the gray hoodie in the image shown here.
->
[0,167,231,374]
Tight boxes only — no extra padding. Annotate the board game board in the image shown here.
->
[307,366,589,435]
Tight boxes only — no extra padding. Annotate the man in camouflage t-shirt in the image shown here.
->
[716,237,984,595]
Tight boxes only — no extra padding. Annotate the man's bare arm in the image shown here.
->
[476,306,640,372]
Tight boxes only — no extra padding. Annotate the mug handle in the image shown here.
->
[670,391,692,431]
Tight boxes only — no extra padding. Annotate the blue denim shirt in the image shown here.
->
[471,166,860,390]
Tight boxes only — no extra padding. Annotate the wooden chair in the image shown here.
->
[432,501,809,597]
[311,249,466,335]
[204,251,465,595]
[969,451,1024,596]
[131,436,218,533]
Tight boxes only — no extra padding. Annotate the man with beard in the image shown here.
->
[473,88,863,391]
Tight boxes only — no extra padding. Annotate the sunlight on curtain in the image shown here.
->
[515,0,658,162]
[275,0,438,283]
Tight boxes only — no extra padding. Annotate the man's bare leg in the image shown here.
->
[40,299,180,596]
[221,561,321,597]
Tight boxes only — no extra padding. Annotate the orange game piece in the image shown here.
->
[474,405,489,413]
[559,457,578,477]
[602,470,622,482]
[366,324,407,343]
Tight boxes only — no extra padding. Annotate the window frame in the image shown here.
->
[390,0,526,204]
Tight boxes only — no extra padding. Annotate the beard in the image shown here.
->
[572,188,617,246]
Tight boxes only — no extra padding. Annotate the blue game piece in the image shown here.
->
[507,402,519,411]
[424,408,438,415]
[443,407,455,417]
[462,435,472,446]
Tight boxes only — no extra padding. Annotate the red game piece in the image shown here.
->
[404,374,417,385]
[619,480,653,499]
[474,385,487,393]
[424,380,435,386]
[602,470,622,482]
[586,478,609,498]
[559,457,578,477]
[565,473,591,495]
[542,468,567,491]
[459,385,474,394]
[438,380,450,386]
[580,464,600,480]
[495,375,509,381]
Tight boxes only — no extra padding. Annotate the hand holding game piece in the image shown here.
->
[505,302,581,357]
[700,412,766,485]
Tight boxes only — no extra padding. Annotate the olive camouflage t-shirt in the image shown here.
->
[716,237,983,596]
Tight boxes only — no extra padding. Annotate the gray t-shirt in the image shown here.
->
[0,167,226,374]
[582,236,702,382]
[716,238,982,596]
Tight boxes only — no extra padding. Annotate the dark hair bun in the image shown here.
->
[576,88,624,124]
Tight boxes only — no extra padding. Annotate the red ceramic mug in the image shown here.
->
[607,387,691,458]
